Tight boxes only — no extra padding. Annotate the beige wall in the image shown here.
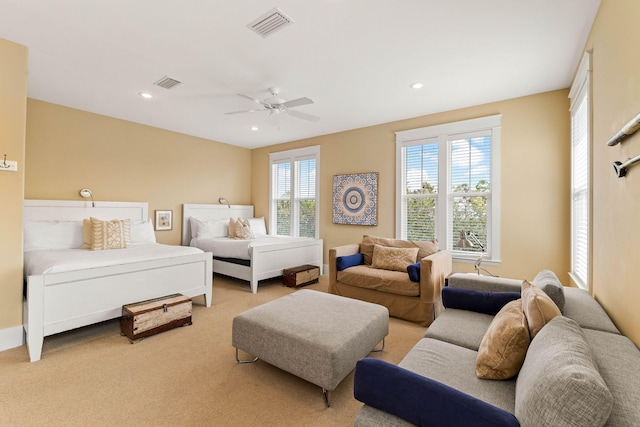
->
[0,39,28,331]
[583,0,640,345]
[252,89,571,281]
[6,0,639,349]
[25,100,252,245]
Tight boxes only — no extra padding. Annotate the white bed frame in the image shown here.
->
[182,204,323,294]
[23,200,213,362]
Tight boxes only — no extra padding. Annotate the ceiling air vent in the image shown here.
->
[154,76,181,90]
[247,7,294,38]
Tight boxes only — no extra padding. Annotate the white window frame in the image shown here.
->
[269,145,320,238]
[395,115,501,264]
[568,51,592,291]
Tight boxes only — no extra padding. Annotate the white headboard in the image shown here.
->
[24,200,148,222]
[182,204,254,246]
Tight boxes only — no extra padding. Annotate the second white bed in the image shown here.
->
[182,204,323,293]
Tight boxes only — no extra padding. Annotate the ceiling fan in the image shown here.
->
[225,87,320,123]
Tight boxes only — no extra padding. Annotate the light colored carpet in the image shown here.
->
[0,275,426,426]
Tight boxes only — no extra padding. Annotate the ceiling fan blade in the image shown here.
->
[224,108,264,115]
[237,93,268,106]
[287,109,320,123]
[282,97,314,109]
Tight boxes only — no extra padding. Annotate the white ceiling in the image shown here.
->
[0,0,601,149]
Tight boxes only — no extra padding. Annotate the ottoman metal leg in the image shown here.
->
[370,337,385,352]
[235,347,258,364]
[323,388,330,407]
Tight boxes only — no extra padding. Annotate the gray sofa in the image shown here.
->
[353,272,640,427]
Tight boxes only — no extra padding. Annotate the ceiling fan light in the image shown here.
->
[225,87,319,125]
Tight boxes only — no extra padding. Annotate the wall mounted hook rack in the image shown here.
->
[608,113,640,146]
[613,154,640,178]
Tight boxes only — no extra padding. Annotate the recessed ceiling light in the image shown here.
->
[250,126,259,131]
[410,82,424,90]
[138,92,153,99]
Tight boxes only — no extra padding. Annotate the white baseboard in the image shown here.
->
[0,325,25,352]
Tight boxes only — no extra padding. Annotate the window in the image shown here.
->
[269,146,319,238]
[569,52,591,290]
[396,115,501,264]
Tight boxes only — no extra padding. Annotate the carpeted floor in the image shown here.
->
[0,275,426,426]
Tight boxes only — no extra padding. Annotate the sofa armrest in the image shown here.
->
[354,358,520,427]
[420,250,453,306]
[329,244,360,286]
[448,273,522,293]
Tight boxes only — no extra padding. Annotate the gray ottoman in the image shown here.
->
[232,289,389,406]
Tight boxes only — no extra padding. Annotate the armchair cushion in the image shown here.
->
[336,253,364,271]
[360,235,438,265]
[354,358,520,427]
[371,244,419,272]
[442,287,521,316]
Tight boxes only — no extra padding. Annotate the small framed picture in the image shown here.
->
[155,210,173,231]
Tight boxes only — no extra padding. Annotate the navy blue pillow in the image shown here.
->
[354,358,519,427]
[407,262,420,282]
[336,253,364,271]
[441,287,520,316]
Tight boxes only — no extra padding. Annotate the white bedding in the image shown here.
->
[191,236,316,260]
[25,244,205,276]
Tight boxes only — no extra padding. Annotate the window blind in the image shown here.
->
[396,115,500,263]
[571,83,589,289]
[269,146,319,238]
[403,142,438,240]
[295,158,317,238]
[449,134,492,253]
[272,161,292,236]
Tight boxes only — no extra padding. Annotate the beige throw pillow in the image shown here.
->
[81,218,92,249]
[521,279,561,338]
[371,244,419,272]
[228,217,237,238]
[90,217,131,250]
[234,218,254,240]
[360,235,438,265]
[476,299,530,380]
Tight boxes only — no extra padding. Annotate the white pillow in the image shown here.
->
[131,218,156,244]
[248,217,268,237]
[191,217,228,239]
[24,220,84,251]
[189,217,199,239]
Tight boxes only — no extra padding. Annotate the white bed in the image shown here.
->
[23,200,213,362]
[182,204,323,294]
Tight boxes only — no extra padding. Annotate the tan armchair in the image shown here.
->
[329,239,452,327]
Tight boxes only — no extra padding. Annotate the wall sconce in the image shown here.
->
[80,188,95,207]
[607,112,640,146]
[218,197,231,208]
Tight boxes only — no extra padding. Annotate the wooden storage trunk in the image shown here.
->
[121,294,192,343]
[283,264,320,288]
